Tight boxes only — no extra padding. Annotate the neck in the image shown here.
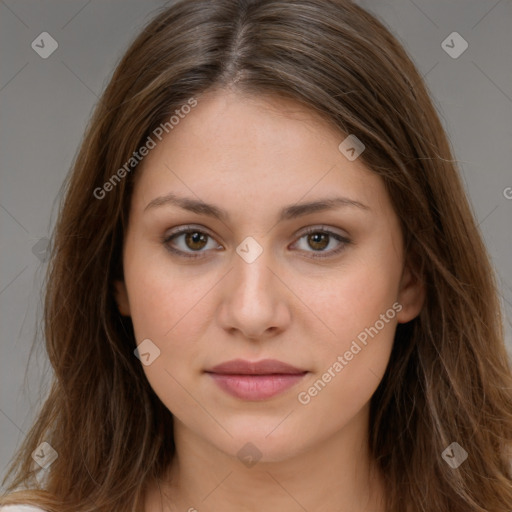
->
[154,404,386,512]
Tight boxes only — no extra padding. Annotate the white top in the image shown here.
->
[0,506,47,512]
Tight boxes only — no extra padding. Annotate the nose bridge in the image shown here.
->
[232,235,274,298]
[218,235,289,339]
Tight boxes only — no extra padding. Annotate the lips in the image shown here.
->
[208,358,306,375]
[205,359,308,401]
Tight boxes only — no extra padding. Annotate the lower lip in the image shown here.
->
[207,372,307,401]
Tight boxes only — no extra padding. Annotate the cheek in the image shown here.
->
[297,275,397,430]
[124,246,213,341]
[124,258,212,418]
[295,245,400,412]
[122,253,211,402]
[297,332,393,442]
[302,254,400,347]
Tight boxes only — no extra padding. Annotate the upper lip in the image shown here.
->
[206,358,307,375]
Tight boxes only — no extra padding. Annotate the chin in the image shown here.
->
[211,425,310,465]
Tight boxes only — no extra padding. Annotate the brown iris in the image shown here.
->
[185,231,208,251]
[307,232,329,251]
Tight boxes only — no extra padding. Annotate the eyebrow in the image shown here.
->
[143,192,370,222]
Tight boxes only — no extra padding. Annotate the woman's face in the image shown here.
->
[115,88,424,462]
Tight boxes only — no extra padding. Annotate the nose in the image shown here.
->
[216,245,292,341]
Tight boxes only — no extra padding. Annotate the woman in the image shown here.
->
[1,0,511,511]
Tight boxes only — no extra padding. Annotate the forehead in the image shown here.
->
[131,88,388,217]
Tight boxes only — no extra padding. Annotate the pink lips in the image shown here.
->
[205,359,308,401]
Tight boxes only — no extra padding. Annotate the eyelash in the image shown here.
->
[161,225,351,260]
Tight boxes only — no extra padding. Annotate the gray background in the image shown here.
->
[1,0,511,488]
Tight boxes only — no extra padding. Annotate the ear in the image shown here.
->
[114,280,131,317]
[396,261,425,324]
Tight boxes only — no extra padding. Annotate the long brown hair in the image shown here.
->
[1,1,511,510]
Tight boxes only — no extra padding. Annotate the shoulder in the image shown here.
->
[0,506,47,512]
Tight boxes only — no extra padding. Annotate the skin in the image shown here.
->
[114,88,425,512]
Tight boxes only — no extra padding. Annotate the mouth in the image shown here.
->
[205,359,309,401]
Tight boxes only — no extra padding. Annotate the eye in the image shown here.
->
[162,226,221,259]
[162,225,351,260]
[291,226,351,259]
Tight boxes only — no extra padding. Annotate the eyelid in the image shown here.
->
[163,224,217,240]
[296,224,348,238]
